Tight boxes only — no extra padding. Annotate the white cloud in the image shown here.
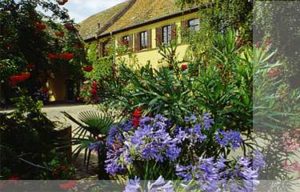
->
[63,0,127,23]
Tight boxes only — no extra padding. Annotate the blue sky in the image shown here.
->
[64,0,127,23]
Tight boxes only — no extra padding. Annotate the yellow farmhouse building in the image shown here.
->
[79,0,200,66]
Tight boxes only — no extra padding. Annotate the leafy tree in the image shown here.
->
[0,0,86,102]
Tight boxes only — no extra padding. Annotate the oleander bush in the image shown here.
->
[83,29,300,191]
[99,30,253,139]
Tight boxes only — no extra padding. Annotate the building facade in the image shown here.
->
[79,0,200,67]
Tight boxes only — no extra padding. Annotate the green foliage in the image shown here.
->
[0,0,86,99]
[178,0,252,33]
[62,108,116,179]
[115,63,195,123]
[193,30,252,134]
[179,0,252,63]
[84,42,113,81]
[249,43,300,183]
[251,44,300,131]
[78,110,114,136]
[101,29,253,137]
[62,108,114,157]
[0,94,72,179]
[41,157,75,179]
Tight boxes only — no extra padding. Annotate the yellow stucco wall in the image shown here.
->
[48,71,67,102]
[110,12,198,67]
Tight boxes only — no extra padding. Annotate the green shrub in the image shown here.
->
[193,30,252,135]
[0,94,74,179]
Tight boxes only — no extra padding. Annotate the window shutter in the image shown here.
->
[181,20,188,29]
[135,33,141,51]
[129,34,133,51]
[147,30,152,49]
[181,20,189,43]
[156,27,162,47]
[171,23,177,41]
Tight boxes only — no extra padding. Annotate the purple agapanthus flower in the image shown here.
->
[105,115,182,175]
[129,115,181,162]
[180,113,216,145]
[175,164,193,181]
[176,154,264,192]
[105,147,126,175]
[187,124,207,143]
[176,157,226,192]
[216,130,243,150]
[124,176,174,192]
[124,176,140,192]
[88,141,102,152]
[107,121,133,146]
[203,113,214,130]
[253,150,266,170]
[184,114,197,123]
[224,156,260,192]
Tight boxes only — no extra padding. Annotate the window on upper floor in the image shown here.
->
[156,24,176,47]
[140,31,148,49]
[188,18,200,31]
[162,25,172,44]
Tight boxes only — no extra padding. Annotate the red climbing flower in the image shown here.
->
[83,66,93,72]
[20,72,31,80]
[90,88,97,95]
[132,107,142,127]
[48,53,58,60]
[35,22,46,31]
[133,107,142,118]
[55,31,64,37]
[181,64,188,71]
[91,81,97,89]
[9,72,31,86]
[132,118,140,127]
[60,53,74,60]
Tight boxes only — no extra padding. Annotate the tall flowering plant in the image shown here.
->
[105,113,265,191]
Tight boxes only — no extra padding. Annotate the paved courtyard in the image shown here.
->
[41,104,100,179]
[42,104,98,123]
[1,103,99,128]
